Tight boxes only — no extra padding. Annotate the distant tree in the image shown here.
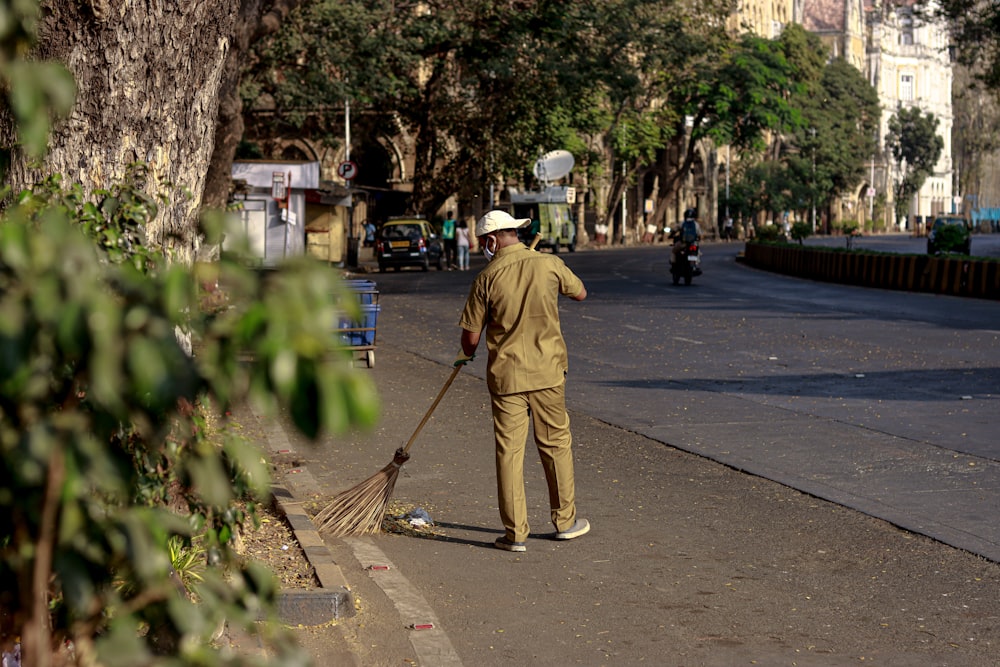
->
[730,158,797,227]
[725,27,878,232]
[814,59,880,200]
[790,220,813,244]
[565,0,728,233]
[637,26,801,232]
[245,0,589,217]
[951,65,1000,203]
[247,0,787,232]
[886,107,944,224]
[780,28,879,226]
[926,0,1000,90]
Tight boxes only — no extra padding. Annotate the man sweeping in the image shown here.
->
[456,209,590,552]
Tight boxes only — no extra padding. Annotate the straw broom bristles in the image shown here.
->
[315,364,462,537]
[315,448,410,536]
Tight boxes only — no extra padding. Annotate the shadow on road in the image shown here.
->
[596,366,1000,401]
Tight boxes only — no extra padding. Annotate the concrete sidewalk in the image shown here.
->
[223,247,1000,665]
[243,340,1000,666]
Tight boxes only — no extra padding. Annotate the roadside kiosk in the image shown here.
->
[227,160,320,266]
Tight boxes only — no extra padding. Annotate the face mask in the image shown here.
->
[483,235,498,261]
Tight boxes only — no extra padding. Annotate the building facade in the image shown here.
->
[865,0,954,228]
[736,0,954,230]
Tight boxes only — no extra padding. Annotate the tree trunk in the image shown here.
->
[601,172,628,237]
[408,65,451,218]
[204,0,305,217]
[657,116,709,230]
[8,1,243,265]
[647,130,691,232]
[574,166,589,246]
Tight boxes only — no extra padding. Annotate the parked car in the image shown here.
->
[927,216,971,255]
[376,218,445,272]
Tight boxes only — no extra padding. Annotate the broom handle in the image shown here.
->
[401,364,463,455]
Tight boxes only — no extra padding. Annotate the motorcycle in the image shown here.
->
[667,220,703,286]
[670,240,702,285]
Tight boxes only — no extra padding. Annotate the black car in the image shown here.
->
[927,216,971,255]
[375,219,445,272]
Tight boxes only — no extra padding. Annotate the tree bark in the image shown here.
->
[203,0,305,216]
[647,113,707,232]
[9,1,301,264]
[5,1,241,264]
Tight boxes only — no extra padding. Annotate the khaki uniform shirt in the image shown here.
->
[459,244,584,395]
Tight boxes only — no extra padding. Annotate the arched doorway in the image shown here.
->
[349,136,410,222]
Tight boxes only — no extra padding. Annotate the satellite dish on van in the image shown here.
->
[533,150,575,183]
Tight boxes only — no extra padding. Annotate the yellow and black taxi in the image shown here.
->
[375,218,445,272]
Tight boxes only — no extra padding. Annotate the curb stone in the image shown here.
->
[270,482,355,626]
[247,400,357,627]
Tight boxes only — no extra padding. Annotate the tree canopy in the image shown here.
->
[727,26,879,229]
[886,106,944,223]
[247,3,881,232]
[245,0,590,216]
[247,0,796,225]
[928,0,1000,90]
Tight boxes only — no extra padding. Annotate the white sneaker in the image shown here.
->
[495,536,527,552]
[555,518,590,540]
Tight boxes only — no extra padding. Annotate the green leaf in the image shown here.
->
[162,265,194,321]
[4,60,75,157]
[94,614,154,667]
[224,435,272,498]
[186,455,233,509]
[127,334,169,402]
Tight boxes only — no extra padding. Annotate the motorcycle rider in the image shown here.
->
[670,207,702,267]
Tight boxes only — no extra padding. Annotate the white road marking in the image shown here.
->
[346,538,463,665]
[673,336,704,345]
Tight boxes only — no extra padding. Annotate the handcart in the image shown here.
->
[337,279,380,367]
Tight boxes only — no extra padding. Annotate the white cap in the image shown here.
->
[476,210,530,237]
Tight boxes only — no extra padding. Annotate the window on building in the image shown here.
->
[900,74,914,101]
[900,12,914,45]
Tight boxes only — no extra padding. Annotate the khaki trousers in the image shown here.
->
[490,383,577,541]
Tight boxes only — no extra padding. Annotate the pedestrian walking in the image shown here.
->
[455,218,471,270]
[455,209,590,552]
[442,211,457,269]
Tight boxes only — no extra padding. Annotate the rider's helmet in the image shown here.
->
[684,207,697,220]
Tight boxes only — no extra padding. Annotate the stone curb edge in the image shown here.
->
[246,400,357,627]
[269,475,356,626]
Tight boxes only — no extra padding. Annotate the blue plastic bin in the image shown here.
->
[338,304,380,346]
[344,279,378,305]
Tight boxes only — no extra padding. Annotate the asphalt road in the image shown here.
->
[290,237,1000,666]
[362,236,1000,562]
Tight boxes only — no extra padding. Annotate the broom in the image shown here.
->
[315,363,464,536]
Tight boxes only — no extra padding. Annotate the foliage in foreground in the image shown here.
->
[0,174,379,665]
